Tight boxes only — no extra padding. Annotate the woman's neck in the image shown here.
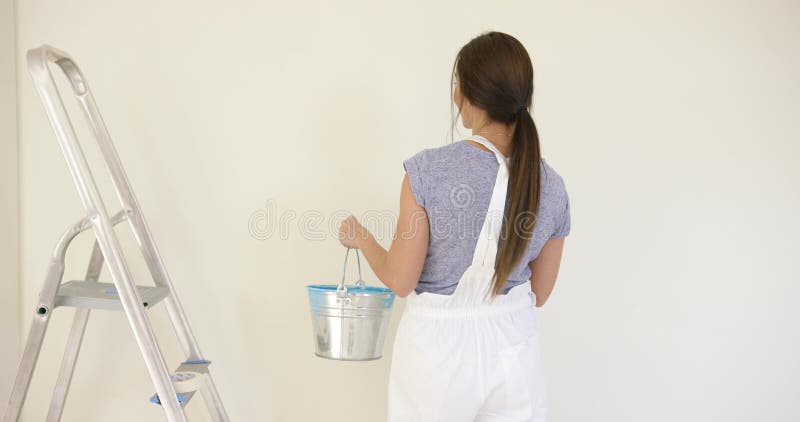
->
[472,122,514,157]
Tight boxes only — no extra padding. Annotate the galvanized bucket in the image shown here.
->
[307,248,395,361]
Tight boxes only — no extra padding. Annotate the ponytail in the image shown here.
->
[490,108,541,298]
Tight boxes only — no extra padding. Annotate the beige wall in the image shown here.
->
[11,0,800,421]
[0,0,19,417]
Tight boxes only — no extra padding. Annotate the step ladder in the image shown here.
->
[3,45,229,422]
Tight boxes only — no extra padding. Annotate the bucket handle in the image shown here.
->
[337,247,366,299]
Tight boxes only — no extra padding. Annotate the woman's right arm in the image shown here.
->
[529,236,565,307]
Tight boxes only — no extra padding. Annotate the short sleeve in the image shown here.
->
[551,190,571,238]
[403,153,425,208]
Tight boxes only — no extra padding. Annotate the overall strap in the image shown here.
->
[467,135,510,269]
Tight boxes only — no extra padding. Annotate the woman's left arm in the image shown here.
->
[338,173,429,297]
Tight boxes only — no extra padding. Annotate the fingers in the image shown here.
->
[338,215,360,248]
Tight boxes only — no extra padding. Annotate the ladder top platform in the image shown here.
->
[55,281,170,311]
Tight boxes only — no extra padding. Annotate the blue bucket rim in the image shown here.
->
[307,284,395,296]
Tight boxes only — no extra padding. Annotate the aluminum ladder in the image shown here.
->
[3,45,229,422]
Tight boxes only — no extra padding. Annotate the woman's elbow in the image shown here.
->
[393,284,416,298]
[534,292,551,307]
[385,276,417,298]
[394,289,412,298]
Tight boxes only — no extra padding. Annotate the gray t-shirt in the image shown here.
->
[403,139,571,295]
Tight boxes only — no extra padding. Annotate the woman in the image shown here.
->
[338,31,570,422]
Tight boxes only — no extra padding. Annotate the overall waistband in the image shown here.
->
[404,281,536,319]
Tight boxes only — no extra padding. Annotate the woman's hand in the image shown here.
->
[338,215,366,249]
[334,175,428,297]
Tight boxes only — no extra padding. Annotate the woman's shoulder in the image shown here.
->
[540,158,568,197]
[408,140,471,159]
[405,140,478,167]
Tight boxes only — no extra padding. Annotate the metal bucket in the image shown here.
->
[307,248,395,361]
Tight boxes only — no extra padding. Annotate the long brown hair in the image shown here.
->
[451,31,541,298]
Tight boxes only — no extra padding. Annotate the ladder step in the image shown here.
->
[149,393,189,406]
[54,280,170,311]
[149,360,211,408]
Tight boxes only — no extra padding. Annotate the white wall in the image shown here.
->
[11,0,800,421]
[0,0,19,416]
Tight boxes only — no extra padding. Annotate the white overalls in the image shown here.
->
[388,135,548,422]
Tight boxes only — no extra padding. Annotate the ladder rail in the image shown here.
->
[25,45,187,422]
[52,209,129,262]
[46,241,104,421]
[3,258,65,422]
[33,45,228,421]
